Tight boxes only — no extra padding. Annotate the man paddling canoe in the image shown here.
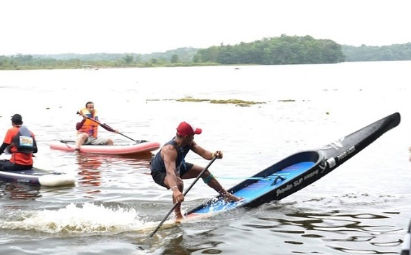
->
[150,121,241,221]
[75,101,114,150]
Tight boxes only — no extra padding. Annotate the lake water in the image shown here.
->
[0,61,410,254]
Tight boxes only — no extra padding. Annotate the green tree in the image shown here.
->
[123,55,134,64]
[171,54,179,63]
[193,35,345,65]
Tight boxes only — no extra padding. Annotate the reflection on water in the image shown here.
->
[130,200,405,255]
[74,152,153,197]
[0,182,41,200]
[135,226,225,255]
[159,234,224,255]
[243,203,403,254]
[76,154,103,188]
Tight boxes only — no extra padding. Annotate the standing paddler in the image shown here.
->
[150,121,241,221]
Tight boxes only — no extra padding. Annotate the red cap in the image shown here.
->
[177,121,202,136]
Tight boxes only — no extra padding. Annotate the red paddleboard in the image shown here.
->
[49,141,160,155]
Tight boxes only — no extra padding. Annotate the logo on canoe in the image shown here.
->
[276,169,320,197]
[336,146,356,162]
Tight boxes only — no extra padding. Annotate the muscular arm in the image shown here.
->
[191,141,215,160]
[162,145,179,188]
[162,144,185,203]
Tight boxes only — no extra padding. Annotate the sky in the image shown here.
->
[1,0,411,55]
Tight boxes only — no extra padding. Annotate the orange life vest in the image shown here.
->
[77,108,99,138]
[4,126,36,166]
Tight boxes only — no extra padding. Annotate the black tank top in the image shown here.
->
[150,138,192,173]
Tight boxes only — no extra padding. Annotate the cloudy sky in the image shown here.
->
[1,0,410,55]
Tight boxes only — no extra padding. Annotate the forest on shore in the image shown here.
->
[1,35,410,70]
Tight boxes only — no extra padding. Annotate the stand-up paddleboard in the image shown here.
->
[50,140,160,155]
[0,167,75,187]
[185,112,400,219]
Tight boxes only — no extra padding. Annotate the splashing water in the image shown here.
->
[0,203,161,235]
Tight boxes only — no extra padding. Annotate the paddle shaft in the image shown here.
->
[149,157,217,237]
[77,112,140,143]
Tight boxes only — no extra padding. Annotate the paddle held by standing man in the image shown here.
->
[150,121,241,221]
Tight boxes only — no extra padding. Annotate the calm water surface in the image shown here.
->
[0,61,410,254]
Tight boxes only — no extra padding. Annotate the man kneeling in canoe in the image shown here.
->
[151,121,240,221]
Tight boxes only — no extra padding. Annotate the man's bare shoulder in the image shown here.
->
[162,144,177,155]
[162,144,178,163]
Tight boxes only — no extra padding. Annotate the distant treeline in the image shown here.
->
[0,48,199,70]
[342,43,411,61]
[194,35,345,64]
[1,35,411,70]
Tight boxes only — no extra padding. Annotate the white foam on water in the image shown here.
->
[0,203,161,234]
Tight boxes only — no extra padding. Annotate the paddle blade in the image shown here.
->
[60,140,75,143]
[101,123,116,132]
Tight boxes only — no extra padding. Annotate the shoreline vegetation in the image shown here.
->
[147,97,305,106]
[177,97,265,107]
[147,97,267,107]
[1,35,411,70]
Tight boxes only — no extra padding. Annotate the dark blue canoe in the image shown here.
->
[186,112,400,218]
